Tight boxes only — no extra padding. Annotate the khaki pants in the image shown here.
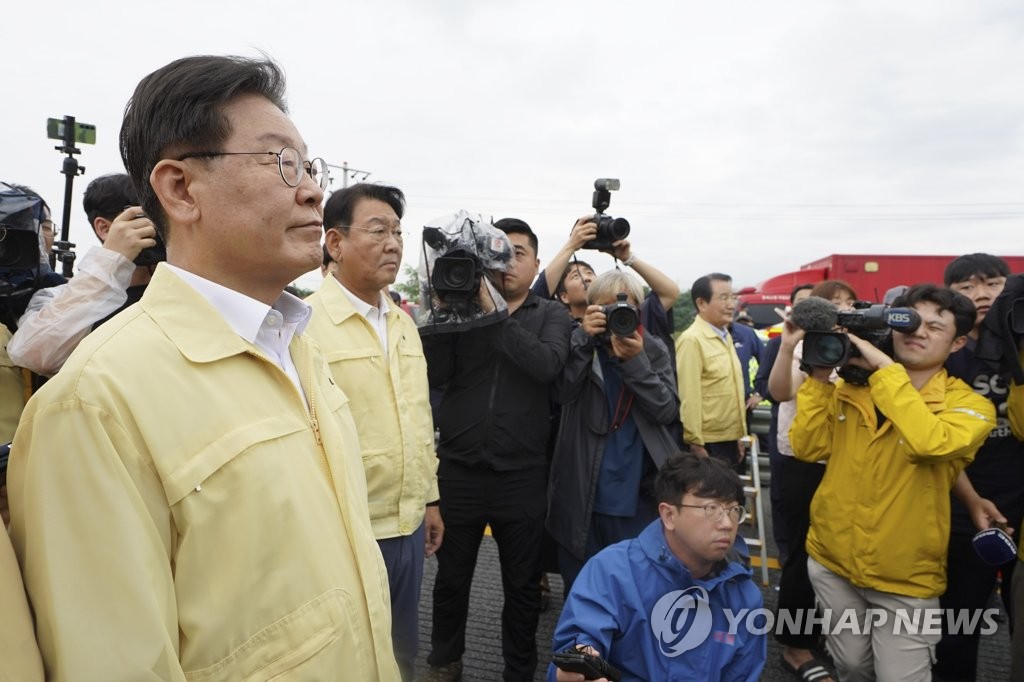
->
[808,557,940,682]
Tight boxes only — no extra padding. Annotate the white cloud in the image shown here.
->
[4,0,1022,295]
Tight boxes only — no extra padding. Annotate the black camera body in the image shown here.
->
[1,183,49,328]
[430,247,484,303]
[0,192,41,272]
[423,225,511,303]
[122,207,167,267]
[552,649,622,681]
[803,303,921,385]
[585,178,630,251]
[601,292,640,340]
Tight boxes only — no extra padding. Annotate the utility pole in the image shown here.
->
[326,162,372,189]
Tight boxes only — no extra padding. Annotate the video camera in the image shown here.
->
[794,298,921,385]
[418,211,514,335]
[600,292,640,340]
[0,185,42,273]
[1,183,55,330]
[423,221,512,304]
[585,178,630,251]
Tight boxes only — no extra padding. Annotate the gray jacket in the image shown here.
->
[547,326,681,560]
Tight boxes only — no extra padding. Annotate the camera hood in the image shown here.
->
[417,210,512,335]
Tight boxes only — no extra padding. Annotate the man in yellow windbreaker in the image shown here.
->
[305,182,441,680]
[7,56,399,680]
[790,284,994,682]
[676,273,747,472]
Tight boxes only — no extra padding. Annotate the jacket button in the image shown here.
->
[837,414,846,422]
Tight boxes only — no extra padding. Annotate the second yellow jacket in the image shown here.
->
[305,279,439,539]
[792,363,995,598]
[675,316,746,446]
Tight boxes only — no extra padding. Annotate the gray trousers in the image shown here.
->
[808,557,940,682]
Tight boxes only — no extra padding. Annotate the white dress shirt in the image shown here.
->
[164,264,311,402]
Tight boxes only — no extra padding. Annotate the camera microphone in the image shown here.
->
[422,226,449,252]
[791,296,838,332]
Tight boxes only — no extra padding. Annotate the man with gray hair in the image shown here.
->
[547,269,680,593]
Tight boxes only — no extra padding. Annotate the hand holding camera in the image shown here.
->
[553,645,621,681]
[104,206,158,264]
[582,293,643,359]
[567,215,599,252]
[844,332,895,372]
[581,304,608,338]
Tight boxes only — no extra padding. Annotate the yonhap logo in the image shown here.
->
[651,587,713,657]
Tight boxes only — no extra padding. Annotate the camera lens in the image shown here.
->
[607,217,630,241]
[439,259,473,289]
[816,334,848,366]
[0,228,38,268]
[595,215,630,244]
[431,250,483,301]
[606,306,640,337]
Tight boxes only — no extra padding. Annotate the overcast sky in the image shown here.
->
[4,0,1023,294]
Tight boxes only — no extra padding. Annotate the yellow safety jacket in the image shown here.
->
[8,266,399,681]
[792,363,995,598]
[676,316,746,446]
[305,279,439,540]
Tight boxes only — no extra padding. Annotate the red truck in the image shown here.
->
[737,253,1024,328]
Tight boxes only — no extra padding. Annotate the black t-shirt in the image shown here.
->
[946,339,1024,535]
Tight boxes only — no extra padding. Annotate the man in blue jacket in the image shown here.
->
[550,453,766,682]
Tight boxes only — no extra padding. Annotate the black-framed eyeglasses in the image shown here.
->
[675,502,747,524]
[176,147,330,190]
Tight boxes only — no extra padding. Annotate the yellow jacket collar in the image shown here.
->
[141,265,266,364]
[318,276,399,327]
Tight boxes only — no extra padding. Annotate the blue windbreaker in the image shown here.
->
[549,520,766,681]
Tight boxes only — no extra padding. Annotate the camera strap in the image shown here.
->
[609,385,635,432]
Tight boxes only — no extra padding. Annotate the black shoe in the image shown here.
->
[420,660,463,682]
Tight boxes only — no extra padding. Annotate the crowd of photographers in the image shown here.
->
[2,54,1024,682]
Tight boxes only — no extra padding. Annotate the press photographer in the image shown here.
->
[546,270,680,593]
[788,283,995,680]
[1,183,64,450]
[419,216,571,680]
[935,256,1024,681]
[7,173,158,376]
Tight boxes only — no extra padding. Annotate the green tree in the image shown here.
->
[393,264,421,302]
[672,289,696,338]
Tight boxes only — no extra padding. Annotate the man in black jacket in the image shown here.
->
[422,218,571,682]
